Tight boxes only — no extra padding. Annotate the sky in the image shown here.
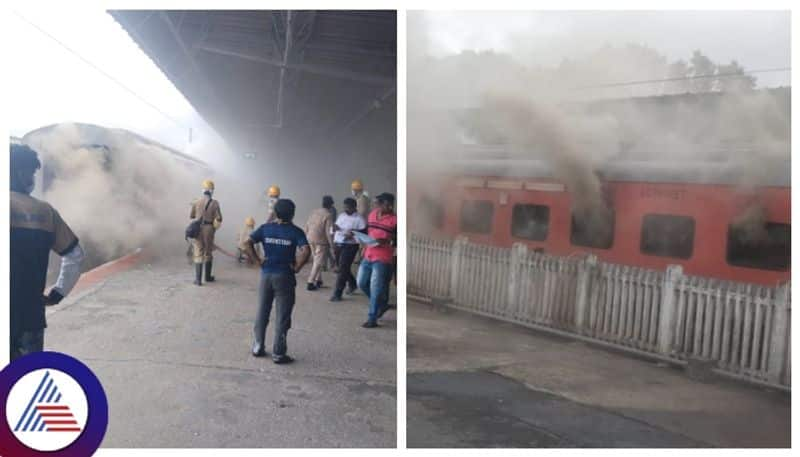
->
[8,6,222,155]
[415,10,791,87]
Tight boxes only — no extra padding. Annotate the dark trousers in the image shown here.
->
[334,243,359,297]
[10,329,44,361]
[253,272,296,356]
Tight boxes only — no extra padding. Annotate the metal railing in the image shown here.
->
[409,233,791,389]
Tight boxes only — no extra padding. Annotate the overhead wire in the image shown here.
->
[574,67,791,90]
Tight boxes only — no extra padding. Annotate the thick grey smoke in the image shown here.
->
[23,123,208,266]
[22,120,397,272]
[475,93,617,240]
[408,11,790,240]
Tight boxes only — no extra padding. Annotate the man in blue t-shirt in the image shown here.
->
[242,199,310,364]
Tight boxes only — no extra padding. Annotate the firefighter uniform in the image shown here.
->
[190,180,222,284]
[351,180,370,263]
[238,217,261,264]
[303,206,334,289]
[265,185,281,223]
[191,196,222,263]
[353,182,371,220]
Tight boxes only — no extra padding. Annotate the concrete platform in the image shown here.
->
[408,300,790,448]
[44,253,396,448]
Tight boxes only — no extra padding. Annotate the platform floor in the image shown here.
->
[408,300,789,448]
[45,253,396,448]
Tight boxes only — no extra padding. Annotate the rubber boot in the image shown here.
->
[194,263,203,286]
[204,260,215,282]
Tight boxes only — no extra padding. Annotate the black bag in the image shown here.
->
[185,198,213,239]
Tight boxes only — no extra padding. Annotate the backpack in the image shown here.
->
[185,198,213,239]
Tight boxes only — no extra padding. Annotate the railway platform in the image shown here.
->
[44,252,397,448]
[408,300,790,448]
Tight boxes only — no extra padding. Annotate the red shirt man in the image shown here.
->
[359,192,396,328]
[365,202,397,264]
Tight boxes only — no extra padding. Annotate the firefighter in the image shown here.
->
[190,179,222,285]
[238,216,261,265]
[243,199,311,364]
[303,195,334,290]
[10,144,86,360]
[265,185,281,223]
[351,179,370,265]
[351,179,370,219]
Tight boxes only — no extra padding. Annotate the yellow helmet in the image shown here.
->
[244,216,255,227]
[202,179,215,190]
[351,179,363,191]
[267,185,280,198]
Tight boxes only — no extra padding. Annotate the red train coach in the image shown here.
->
[411,158,790,286]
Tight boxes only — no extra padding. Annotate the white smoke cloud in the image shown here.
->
[24,123,208,266]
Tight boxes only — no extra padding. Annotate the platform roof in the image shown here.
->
[110,10,396,153]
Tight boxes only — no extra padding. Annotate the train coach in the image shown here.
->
[411,158,790,286]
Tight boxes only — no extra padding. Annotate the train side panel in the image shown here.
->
[425,176,789,285]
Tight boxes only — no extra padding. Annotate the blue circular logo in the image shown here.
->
[0,352,108,456]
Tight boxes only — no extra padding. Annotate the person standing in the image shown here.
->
[265,185,281,223]
[323,197,337,272]
[243,199,310,364]
[358,193,397,328]
[10,144,86,360]
[351,179,370,265]
[303,196,334,290]
[351,179,370,220]
[330,198,366,302]
[190,179,222,285]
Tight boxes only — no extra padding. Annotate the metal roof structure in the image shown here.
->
[109,10,396,153]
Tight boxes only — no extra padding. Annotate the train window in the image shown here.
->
[419,195,444,229]
[460,200,494,234]
[640,214,695,259]
[571,210,615,249]
[511,204,550,241]
[726,222,790,271]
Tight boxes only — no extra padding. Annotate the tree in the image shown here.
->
[665,59,691,94]
[689,50,716,93]
[716,60,756,92]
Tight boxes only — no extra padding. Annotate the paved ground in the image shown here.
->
[45,253,396,448]
[407,300,790,448]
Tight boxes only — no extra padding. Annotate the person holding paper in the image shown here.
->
[358,192,397,328]
[330,198,366,301]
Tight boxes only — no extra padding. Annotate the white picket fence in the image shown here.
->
[408,233,791,389]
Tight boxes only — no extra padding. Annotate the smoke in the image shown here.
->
[476,93,616,240]
[22,115,397,274]
[408,11,789,242]
[199,119,397,240]
[23,123,207,267]
[730,202,769,245]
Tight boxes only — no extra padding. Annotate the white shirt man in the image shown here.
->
[334,211,367,244]
[330,198,367,301]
